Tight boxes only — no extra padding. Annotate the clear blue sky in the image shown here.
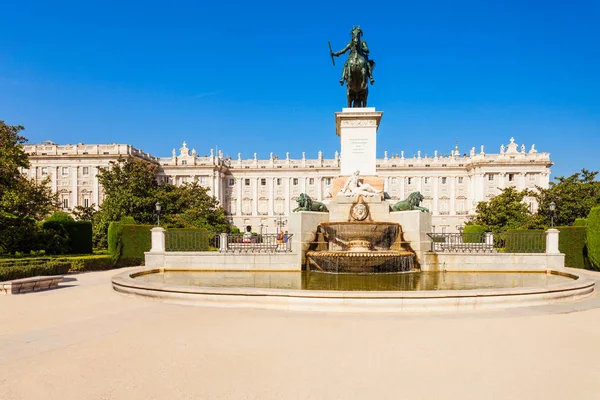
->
[1,0,598,178]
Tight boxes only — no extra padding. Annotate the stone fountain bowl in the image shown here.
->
[319,221,401,250]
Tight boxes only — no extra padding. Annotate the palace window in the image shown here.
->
[309,178,314,185]
[508,174,515,182]
[229,178,235,186]
[277,178,282,186]
[62,198,69,209]
[83,167,89,175]
[62,167,69,176]
[458,177,464,184]
[261,178,266,186]
[407,177,412,185]
[391,177,397,184]
[324,178,331,185]
[181,160,187,165]
[441,177,447,184]
[199,176,207,184]
[488,174,494,181]
[84,198,90,207]
[245,179,250,186]
[424,177,430,184]
[41,167,48,176]
[293,178,299,186]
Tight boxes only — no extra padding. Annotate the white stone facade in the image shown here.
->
[21,137,552,233]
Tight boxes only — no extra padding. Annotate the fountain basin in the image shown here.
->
[319,221,401,251]
[112,268,595,313]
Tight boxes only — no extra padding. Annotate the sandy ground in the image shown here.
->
[2,268,600,400]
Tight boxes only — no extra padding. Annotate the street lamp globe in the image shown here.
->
[549,201,556,212]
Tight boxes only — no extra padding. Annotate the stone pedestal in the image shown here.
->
[335,108,383,176]
[388,210,432,267]
[289,211,330,268]
[546,229,560,255]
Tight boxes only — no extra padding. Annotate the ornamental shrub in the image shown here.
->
[0,261,71,282]
[45,212,75,223]
[119,225,152,265]
[573,218,587,226]
[586,206,600,270]
[462,225,487,243]
[557,226,588,269]
[42,221,93,254]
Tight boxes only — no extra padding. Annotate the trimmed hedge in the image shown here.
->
[573,218,587,227]
[557,226,588,269]
[462,225,487,243]
[0,261,72,282]
[504,229,546,253]
[120,225,152,265]
[109,223,152,266]
[42,221,93,254]
[586,206,600,270]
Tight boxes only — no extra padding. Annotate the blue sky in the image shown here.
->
[1,0,598,178]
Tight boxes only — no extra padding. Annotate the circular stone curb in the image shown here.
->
[111,268,595,313]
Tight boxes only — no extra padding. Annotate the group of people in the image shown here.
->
[277,230,289,244]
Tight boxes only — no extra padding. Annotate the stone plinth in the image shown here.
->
[328,194,390,222]
[388,210,432,266]
[289,211,330,268]
[335,108,383,176]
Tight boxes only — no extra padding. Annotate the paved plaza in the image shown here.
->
[2,268,600,400]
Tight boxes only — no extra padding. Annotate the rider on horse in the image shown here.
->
[331,26,375,86]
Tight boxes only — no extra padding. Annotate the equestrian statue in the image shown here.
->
[329,26,376,108]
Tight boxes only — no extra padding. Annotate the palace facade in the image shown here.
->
[21,137,552,233]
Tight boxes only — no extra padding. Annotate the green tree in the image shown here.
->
[157,182,230,232]
[586,206,600,270]
[73,204,97,221]
[0,121,58,253]
[533,169,600,227]
[471,187,532,233]
[92,157,231,247]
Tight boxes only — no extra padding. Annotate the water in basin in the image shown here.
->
[135,271,573,291]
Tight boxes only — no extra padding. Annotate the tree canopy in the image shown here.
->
[93,157,230,247]
[470,186,532,232]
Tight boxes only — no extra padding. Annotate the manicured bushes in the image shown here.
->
[557,226,589,269]
[586,206,600,270]
[42,221,93,254]
[462,225,487,243]
[573,218,587,226]
[0,255,115,281]
[109,222,152,266]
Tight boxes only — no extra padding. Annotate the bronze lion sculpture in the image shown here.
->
[293,193,329,212]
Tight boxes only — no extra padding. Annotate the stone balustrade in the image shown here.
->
[0,275,64,295]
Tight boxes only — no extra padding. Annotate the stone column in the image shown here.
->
[53,167,59,193]
[252,177,258,216]
[498,173,506,189]
[219,233,228,252]
[301,177,307,194]
[449,176,456,215]
[71,166,78,209]
[416,176,423,194]
[432,177,439,215]
[93,167,100,207]
[546,229,560,254]
[214,171,221,203]
[399,176,405,199]
[285,178,291,215]
[269,178,275,215]
[236,178,242,216]
[317,177,322,201]
[517,173,526,191]
[150,227,166,252]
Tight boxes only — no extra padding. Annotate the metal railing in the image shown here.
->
[165,231,220,251]
[428,232,546,254]
[164,231,293,253]
[224,233,293,253]
[428,233,494,253]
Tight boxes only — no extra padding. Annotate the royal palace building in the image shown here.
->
[21,137,552,233]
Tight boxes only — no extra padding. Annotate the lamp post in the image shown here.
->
[154,202,162,226]
[549,201,556,227]
[275,215,287,231]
